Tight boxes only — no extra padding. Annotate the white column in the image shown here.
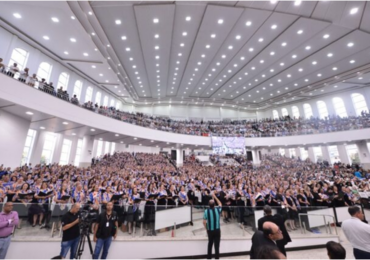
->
[356,141,370,168]
[176,148,183,167]
[52,134,64,164]
[321,146,331,163]
[337,144,350,164]
[295,147,302,159]
[307,147,315,162]
[251,150,260,165]
[0,110,31,168]
[284,148,290,157]
[68,137,78,166]
[80,136,94,167]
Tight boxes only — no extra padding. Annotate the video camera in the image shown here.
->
[77,205,98,232]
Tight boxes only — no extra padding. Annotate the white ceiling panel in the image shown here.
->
[177,4,244,98]
[1,1,370,112]
[134,4,175,99]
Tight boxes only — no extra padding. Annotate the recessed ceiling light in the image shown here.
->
[260,60,264,63]
[83,52,88,56]
[347,42,354,47]
[249,48,254,52]
[121,36,127,41]
[312,61,317,65]
[88,11,93,15]
[228,45,233,50]
[26,111,33,115]
[294,0,301,6]
[43,36,50,40]
[350,60,355,64]
[281,42,287,47]
[154,34,159,38]
[182,32,187,36]
[332,67,338,71]
[292,54,297,59]
[64,51,69,55]
[92,65,96,68]
[327,53,333,57]
[317,74,322,77]
[153,18,159,23]
[40,126,45,130]
[62,122,68,125]
[221,55,226,58]
[206,45,210,49]
[240,56,245,60]
[154,46,159,50]
[13,13,22,19]
[270,52,275,56]
[350,7,359,15]
[126,47,130,51]
[258,38,264,42]
[297,30,303,34]
[71,16,75,20]
[218,19,224,24]
[186,16,191,21]
[72,133,76,136]
[51,17,59,23]
[323,34,330,39]
[70,38,76,42]
[298,68,303,72]
[91,129,95,132]
[271,24,277,29]
[211,34,216,38]
[305,45,311,50]
[246,21,252,26]
[115,19,121,25]
[280,63,284,66]
[235,35,241,40]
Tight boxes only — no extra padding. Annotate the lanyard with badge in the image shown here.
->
[106,214,112,227]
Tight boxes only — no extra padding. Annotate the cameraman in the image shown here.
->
[93,202,118,259]
[60,203,80,259]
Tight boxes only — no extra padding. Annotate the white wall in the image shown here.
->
[0,110,30,168]
[0,25,120,107]
[261,87,370,119]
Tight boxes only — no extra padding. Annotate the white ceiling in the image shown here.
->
[1,1,370,110]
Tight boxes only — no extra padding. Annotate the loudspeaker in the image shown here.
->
[171,150,177,160]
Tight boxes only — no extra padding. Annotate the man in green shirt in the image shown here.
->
[203,192,222,259]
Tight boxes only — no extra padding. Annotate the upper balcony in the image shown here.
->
[1,70,370,149]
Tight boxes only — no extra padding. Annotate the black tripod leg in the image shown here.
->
[86,232,94,256]
[75,234,86,259]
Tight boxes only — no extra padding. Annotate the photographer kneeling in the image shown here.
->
[60,203,80,259]
[93,202,118,259]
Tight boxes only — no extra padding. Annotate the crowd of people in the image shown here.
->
[0,151,368,235]
[2,60,370,139]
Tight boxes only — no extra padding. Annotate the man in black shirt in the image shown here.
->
[93,202,118,259]
[60,203,80,259]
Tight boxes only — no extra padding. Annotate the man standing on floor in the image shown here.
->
[258,205,291,256]
[342,206,370,259]
[93,202,118,259]
[203,191,222,259]
[0,202,19,259]
[250,221,284,259]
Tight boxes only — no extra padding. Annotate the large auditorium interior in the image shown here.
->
[1,1,370,259]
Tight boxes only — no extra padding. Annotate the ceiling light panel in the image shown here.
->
[166,4,206,96]
[231,17,328,99]
[92,4,149,97]
[247,30,370,103]
[211,12,299,100]
[195,8,271,98]
[134,4,175,97]
[178,5,243,98]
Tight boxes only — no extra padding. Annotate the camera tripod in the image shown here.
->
[75,225,94,259]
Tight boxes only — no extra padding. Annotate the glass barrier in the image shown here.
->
[2,67,370,138]
[8,202,343,240]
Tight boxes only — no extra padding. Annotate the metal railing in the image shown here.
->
[298,213,338,236]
